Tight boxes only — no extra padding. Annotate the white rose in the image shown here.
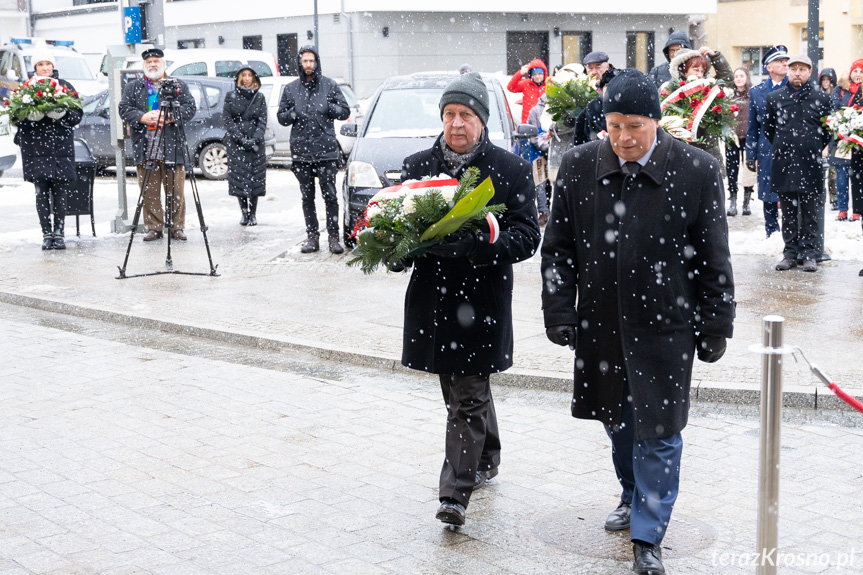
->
[552,70,575,84]
[844,108,856,119]
[441,189,455,202]
[365,204,382,219]
[22,94,32,104]
[401,196,417,216]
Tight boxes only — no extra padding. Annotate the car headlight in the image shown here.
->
[347,161,383,188]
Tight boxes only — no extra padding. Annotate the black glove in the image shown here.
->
[696,334,727,363]
[745,159,757,172]
[426,232,479,259]
[546,325,576,350]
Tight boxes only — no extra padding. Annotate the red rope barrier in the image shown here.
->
[827,382,863,414]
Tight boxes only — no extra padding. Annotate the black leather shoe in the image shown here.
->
[775,257,797,271]
[42,235,54,250]
[604,501,631,531]
[436,499,465,526]
[801,259,817,272]
[474,466,499,489]
[632,540,665,574]
[52,235,66,250]
[328,236,344,254]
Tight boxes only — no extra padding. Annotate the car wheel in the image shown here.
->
[199,142,228,180]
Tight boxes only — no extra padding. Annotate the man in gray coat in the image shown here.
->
[541,69,735,575]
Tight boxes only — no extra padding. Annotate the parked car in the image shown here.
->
[258,76,362,166]
[74,75,274,180]
[339,72,533,247]
[101,48,279,81]
[0,37,106,99]
[0,114,16,177]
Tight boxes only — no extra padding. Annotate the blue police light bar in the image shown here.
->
[10,38,33,45]
[48,40,74,47]
[9,37,74,47]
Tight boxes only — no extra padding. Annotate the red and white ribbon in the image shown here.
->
[370,177,459,203]
[688,85,727,140]
[660,78,711,111]
[486,213,500,244]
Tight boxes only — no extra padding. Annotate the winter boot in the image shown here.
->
[742,187,753,216]
[248,196,258,226]
[328,235,345,254]
[300,235,319,253]
[239,197,249,225]
[42,234,54,250]
[52,220,65,250]
[727,192,738,217]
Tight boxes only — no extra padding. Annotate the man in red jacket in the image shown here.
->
[507,58,548,124]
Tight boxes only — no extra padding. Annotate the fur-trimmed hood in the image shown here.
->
[838,76,851,91]
[668,49,713,82]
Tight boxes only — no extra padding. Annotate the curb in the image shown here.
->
[1,290,860,413]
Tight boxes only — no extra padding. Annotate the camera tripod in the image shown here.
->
[117,86,219,279]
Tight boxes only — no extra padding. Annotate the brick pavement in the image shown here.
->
[1,302,862,574]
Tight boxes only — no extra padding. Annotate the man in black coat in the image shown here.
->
[572,67,617,146]
[12,49,83,250]
[277,45,350,254]
[119,48,196,242]
[541,69,735,575]
[764,55,832,272]
[401,72,541,527]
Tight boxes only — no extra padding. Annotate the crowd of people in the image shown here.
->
[509,40,863,276]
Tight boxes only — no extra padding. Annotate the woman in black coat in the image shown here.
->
[223,66,267,226]
[13,53,82,250]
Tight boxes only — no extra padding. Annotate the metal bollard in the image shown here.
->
[757,315,785,574]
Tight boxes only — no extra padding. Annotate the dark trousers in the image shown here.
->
[604,388,683,545]
[438,374,501,508]
[778,190,824,261]
[725,137,745,196]
[291,160,340,239]
[764,201,780,236]
[850,150,863,215]
[34,179,67,236]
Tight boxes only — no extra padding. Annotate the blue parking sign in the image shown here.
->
[124,7,142,44]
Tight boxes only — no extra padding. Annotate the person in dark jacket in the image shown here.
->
[572,66,617,146]
[818,68,839,210]
[726,67,756,216]
[648,30,692,88]
[118,48,196,242]
[223,66,267,226]
[277,45,350,254]
[400,72,541,528]
[12,49,83,250]
[542,69,735,575]
[819,67,837,94]
[764,55,832,272]
[746,45,790,238]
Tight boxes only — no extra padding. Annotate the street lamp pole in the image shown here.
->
[314,0,319,53]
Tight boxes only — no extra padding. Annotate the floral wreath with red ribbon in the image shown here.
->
[1,76,81,125]
[659,77,738,145]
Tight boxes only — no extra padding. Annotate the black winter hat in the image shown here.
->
[602,69,661,120]
[439,72,490,126]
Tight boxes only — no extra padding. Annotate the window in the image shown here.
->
[243,35,263,51]
[626,32,655,73]
[562,32,592,67]
[247,60,272,77]
[172,62,207,76]
[215,60,243,78]
[204,85,222,109]
[186,83,204,110]
[338,84,358,109]
[177,39,205,50]
[82,94,106,116]
[741,47,770,77]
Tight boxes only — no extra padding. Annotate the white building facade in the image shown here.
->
[25,0,717,97]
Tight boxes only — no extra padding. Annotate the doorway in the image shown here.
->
[277,33,298,76]
[506,31,549,75]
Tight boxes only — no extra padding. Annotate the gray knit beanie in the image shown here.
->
[439,72,490,125]
[602,69,662,120]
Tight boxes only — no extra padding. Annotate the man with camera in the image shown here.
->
[119,48,196,242]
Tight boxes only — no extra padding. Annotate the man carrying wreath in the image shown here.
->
[12,48,82,250]
[400,72,541,527]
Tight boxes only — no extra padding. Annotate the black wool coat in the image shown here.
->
[13,78,83,183]
[118,76,196,166]
[541,130,735,440]
[572,95,605,147]
[276,46,349,163]
[764,82,832,195]
[223,82,267,197]
[401,132,541,376]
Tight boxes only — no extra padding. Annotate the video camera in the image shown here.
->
[158,77,182,104]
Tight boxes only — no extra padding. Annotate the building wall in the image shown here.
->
[169,11,691,98]
[705,0,863,79]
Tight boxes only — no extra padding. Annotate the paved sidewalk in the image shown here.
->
[1,302,861,574]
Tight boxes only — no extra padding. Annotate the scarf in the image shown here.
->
[440,139,482,174]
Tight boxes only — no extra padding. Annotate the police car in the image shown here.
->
[0,38,105,100]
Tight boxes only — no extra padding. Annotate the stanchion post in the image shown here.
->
[757,315,784,574]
